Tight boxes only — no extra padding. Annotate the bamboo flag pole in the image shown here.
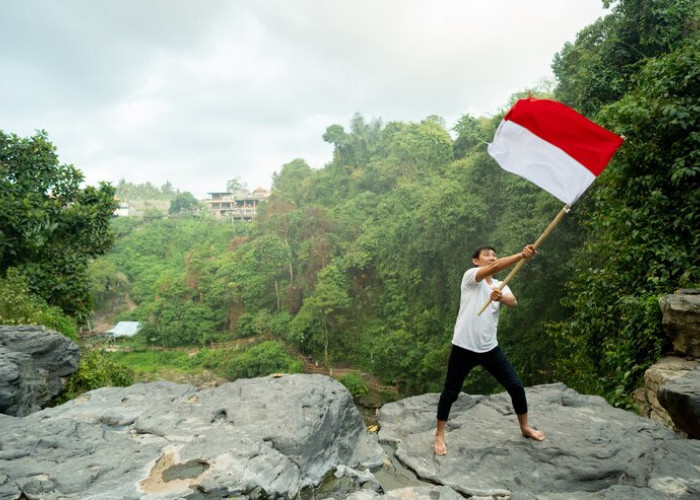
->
[477,204,571,316]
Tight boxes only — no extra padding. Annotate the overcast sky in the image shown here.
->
[0,1,609,199]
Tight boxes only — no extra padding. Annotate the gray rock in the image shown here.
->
[658,366,700,438]
[525,485,668,499]
[637,355,698,433]
[0,325,80,416]
[0,374,383,499]
[659,289,700,357]
[377,383,700,499]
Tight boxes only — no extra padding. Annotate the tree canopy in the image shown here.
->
[115,179,177,201]
[168,191,201,217]
[550,0,699,405]
[0,130,118,322]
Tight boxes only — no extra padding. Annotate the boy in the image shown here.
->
[434,244,545,456]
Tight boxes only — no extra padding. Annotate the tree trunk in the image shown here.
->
[274,279,281,311]
[323,323,330,371]
[285,237,294,283]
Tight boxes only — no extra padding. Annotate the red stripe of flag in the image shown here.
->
[504,97,624,176]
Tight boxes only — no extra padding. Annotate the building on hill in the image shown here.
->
[112,196,130,217]
[206,187,270,221]
[113,202,130,217]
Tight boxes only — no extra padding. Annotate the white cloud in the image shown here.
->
[0,0,608,198]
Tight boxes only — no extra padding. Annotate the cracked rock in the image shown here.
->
[0,375,383,499]
[377,383,700,499]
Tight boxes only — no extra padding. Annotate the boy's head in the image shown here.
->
[471,245,497,266]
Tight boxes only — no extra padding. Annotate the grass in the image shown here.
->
[100,334,248,385]
[106,349,198,374]
[103,348,230,386]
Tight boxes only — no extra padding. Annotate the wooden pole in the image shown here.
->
[477,204,570,316]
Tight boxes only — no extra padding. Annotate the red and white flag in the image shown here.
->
[487,97,624,205]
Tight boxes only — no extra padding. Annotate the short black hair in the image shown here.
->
[471,245,496,260]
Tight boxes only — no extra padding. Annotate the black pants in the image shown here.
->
[437,344,527,422]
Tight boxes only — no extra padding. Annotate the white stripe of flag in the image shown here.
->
[487,98,624,205]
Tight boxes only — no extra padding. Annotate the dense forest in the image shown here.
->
[1,0,698,407]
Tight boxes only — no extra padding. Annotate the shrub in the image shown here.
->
[59,349,134,401]
[338,373,369,399]
[0,268,77,340]
[223,341,302,380]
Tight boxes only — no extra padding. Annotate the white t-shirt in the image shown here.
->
[451,267,512,353]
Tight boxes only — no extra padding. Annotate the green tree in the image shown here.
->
[115,179,170,200]
[168,191,200,217]
[60,350,134,401]
[291,263,350,367]
[0,130,118,322]
[160,181,176,199]
[323,124,353,165]
[89,258,129,310]
[226,177,248,194]
[551,1,700,406]
[553,0,697,115]
[364,117,454,191]
[249,234,292,310]
[223,341,303,379]
[452,113,486,159]
[272,159,314,204]
[0,268,77,339]
[338,373,369,398]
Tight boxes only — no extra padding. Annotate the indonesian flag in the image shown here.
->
[487,97,624,205]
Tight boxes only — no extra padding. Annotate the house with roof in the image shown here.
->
[205,187,270,221]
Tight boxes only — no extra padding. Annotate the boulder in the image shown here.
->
[658,366,700,438]
[0,374,383,499]
[377,383,700,499]
[659,289,700,357]
[637,355,698,432]
[0,325,80,416]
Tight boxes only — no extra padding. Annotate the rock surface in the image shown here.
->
[638,289,699,434]
[0,325,80,416]
[659,289,700,357]
[0,374,383,499]
[637,355,698,432]
[378,383,700,499]
[658,366,700,439]
[3,376,700,499]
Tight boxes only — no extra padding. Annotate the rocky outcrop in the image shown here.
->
[638,355,698,433]
[377,383,700,499]
[658,366,700,439]
[0,325,80,416]
[660,289,700,357]
[0,374,383,499]
[2,375,699,499]
[637,289,700,437]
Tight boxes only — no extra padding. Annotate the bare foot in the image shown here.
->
[434,433,448,455]
[521,426,545,441]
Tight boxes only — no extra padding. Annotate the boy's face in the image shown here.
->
[473,248,497,267]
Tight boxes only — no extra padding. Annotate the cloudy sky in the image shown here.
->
[0,0,608,199]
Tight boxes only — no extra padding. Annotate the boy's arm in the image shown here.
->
[475,244,536,282]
